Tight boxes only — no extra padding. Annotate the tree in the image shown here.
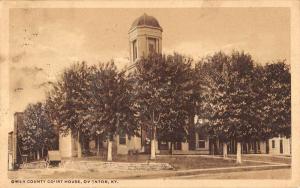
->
[196,51,257,163]
[262,61,291,138]
[86,62,138,161]
[227,51,256,163]
[196,51,291,163]
[19,102,58,160]
[46,62,91,158]
[46,61,138,161]
[133,53,193,158]
[157,55,194,154]
[195,52,232,158]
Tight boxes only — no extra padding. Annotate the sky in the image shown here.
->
[9,8,290,115]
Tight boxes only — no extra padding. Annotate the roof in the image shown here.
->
[130,13,162,31]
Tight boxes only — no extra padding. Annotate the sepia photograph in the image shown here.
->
[1,1,300,187]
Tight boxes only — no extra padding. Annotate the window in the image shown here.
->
[148,38,156,54]
[197,133,206,148]
[119,132,126,145]
[132,40,137,61]
[272,140,275,148]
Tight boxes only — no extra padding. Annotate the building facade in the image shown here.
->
[59,14,210,158]
[58,14,291,158]
[268,136,291,155]
[8,112,24,169]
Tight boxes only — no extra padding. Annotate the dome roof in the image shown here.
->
[130,13,162,31]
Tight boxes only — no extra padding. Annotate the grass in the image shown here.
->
[81,154,266,170]
[8,155,288,179]
[228,155,291,164]
[155,156,263,170]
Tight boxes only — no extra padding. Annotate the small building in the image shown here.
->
[267,136,291,155]
[8,131,14,170]
[8,112,24,169]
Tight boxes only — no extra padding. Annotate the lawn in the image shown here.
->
[81,154,265,170]
[8,155,283,179]
[227,155,291,164]
[155,156,262,170]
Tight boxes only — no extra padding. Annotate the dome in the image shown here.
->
[130,13,162,31]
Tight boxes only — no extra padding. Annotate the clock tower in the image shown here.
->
[128,13,163,63]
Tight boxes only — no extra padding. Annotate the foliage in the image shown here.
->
[256,61,291,138]
[86,62,138,139]
[45,61,138,141]
[132,53,193,144]
[45,62,91,137]
[195,51,291,143]
[19,102,58,153]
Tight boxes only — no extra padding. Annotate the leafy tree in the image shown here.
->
[226,51,256,163]
[195,52,233,158]
[19,102,58,160]
[252,61,291,140]
[133,53,193,158]
[45,62,90,158]
[86,62,138,161]
[263,61,291,138]
[46,61,138,161]
[196,51,291,163]
[196,51,256,163]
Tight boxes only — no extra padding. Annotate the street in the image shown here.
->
[171,168,291,179]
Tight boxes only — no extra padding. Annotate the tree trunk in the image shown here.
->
[211,141,215,155]
[233,139,236,154]
[216,139,220,155]
[97,135,100,156]
[77,131,82,158]
[30,151,32,161]
[107,138,112,161]
[150,140,156,160]
[169,142,173,155]
[41,146,44,159]
[223,142,228,159]
[213,141,218,155]
[150,126,156,160]
[37,150,40,160]
[236,142,242,164]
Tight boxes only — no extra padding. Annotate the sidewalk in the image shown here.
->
[121,163,290,179]
[9,161,290,179]
[158,154,291,165]
[9,154,291,179]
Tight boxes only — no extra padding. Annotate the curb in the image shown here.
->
[121,164,290,179]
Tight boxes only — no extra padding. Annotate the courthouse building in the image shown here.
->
[7,14,291,170]
[56,14,291,158]
[59,14,210,158]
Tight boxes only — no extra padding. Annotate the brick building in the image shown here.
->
[8,112,24,170]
